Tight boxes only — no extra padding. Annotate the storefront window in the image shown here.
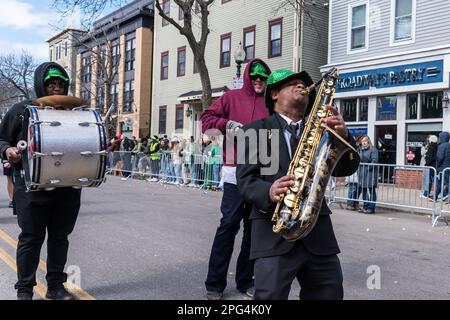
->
[421,91,443,119]
[359,98,368,121]
[377,96,397,121]
[406,94,417,119]
[341,99,357,122]
[406,123,442,165]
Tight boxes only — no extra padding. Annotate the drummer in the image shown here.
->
[0,62,80,300]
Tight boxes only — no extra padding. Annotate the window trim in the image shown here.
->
[243,25,256,62]
[175,104,184,130]
[160,51,169,80]
[347,1,369,54]
[268,18,283,58]
[177,46,186,77]
[220,33,232,68]
[389,0,416,46]
[159,105,167,134]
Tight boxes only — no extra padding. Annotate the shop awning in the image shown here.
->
[177,86,230,103]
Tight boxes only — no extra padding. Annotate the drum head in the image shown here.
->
[21,107,40,191]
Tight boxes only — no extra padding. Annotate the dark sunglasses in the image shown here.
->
[250,75,267,81]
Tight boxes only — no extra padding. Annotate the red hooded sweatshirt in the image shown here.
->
[200,58,271,168]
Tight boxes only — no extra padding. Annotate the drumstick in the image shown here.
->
[3,140,27,169]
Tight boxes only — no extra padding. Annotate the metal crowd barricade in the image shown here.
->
[437,167,450,225]
[106,150,222,189]
[326,163,448,227]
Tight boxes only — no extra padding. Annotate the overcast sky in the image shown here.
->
[0,0,121,63]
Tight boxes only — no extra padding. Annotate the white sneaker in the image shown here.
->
[442,195,449,201]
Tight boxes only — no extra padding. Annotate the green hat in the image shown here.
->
[250,62,269,78]
[44,67,69,82]
[264,69,315,115]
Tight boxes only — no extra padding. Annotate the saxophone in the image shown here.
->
[272,67,356,241]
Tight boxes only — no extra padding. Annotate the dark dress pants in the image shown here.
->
[13,181,81,294]
[254,242,343,300]
[205,183,254,293]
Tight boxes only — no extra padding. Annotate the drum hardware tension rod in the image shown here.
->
[78,178,91,183]
[47,179,61,185]
[80,150,108,156]
[78,122,103,127]
[33,152,64,158]
[30,120,61,127]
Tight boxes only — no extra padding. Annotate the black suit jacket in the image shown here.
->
[236,113,360,259]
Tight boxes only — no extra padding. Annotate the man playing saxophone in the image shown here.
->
[236,69,360,300]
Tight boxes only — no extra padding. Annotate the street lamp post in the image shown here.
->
[234,42,246,81]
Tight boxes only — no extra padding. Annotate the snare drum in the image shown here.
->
[22,106,107,191]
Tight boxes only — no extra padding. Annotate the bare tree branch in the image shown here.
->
[0,51,36,99]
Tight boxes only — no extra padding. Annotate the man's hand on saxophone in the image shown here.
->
[320,105,349,141]
[269,175,295,202]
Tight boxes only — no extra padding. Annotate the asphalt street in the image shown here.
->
[0,175,449,300]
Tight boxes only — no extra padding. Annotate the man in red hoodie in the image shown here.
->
[201,58,271,300]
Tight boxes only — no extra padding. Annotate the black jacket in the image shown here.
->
[236,113,360,259]
[0,63,70,177]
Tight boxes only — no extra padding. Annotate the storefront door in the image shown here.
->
[376,125,397,165]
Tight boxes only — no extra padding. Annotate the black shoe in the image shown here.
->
[45,287,76,300]
[8,201,13,208]
[17,292,33,300]
[206,291,223,300]
[240,287,254,298]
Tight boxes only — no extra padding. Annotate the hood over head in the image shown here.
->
[439,131,450,143]
[241,58,271,96]
[34,62,70,98]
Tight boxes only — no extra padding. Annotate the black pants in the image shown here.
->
[13,182,81,294]
[205,183,254,293]
[254,242,343,300]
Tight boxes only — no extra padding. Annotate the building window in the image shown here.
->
[110,83,119,111]
[80,90,91,103]
[96,85,105,113]
[64,41,68,57]
[123,80,135,113]
[243,26,255,62]
[377,96,397,121]
[220,33,231,68]
[350,3,367,50]
[111,44,120,75]
[421,92,443,119]
[162,0,170,27]
[177,46,186,77]
[269,18,282,58]
[193,57,199,74]
[125,38,136,71]
[161,51,169,80]
[98,47,106,79]
[393,0,413,42]
[50,48,53,61]
[81,56,92,83]
[159,106,167,134]
[175,105,184,130]
[406,94,418,119]
[359,98,368,121]
[341,99,357,122]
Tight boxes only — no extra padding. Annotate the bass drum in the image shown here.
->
[22,106,107,191]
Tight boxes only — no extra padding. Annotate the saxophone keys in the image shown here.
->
[283,193,296,208]
[317,109,327,118]
[273,219,285,233]
[291,208,300,220]
[290,180,301,193]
